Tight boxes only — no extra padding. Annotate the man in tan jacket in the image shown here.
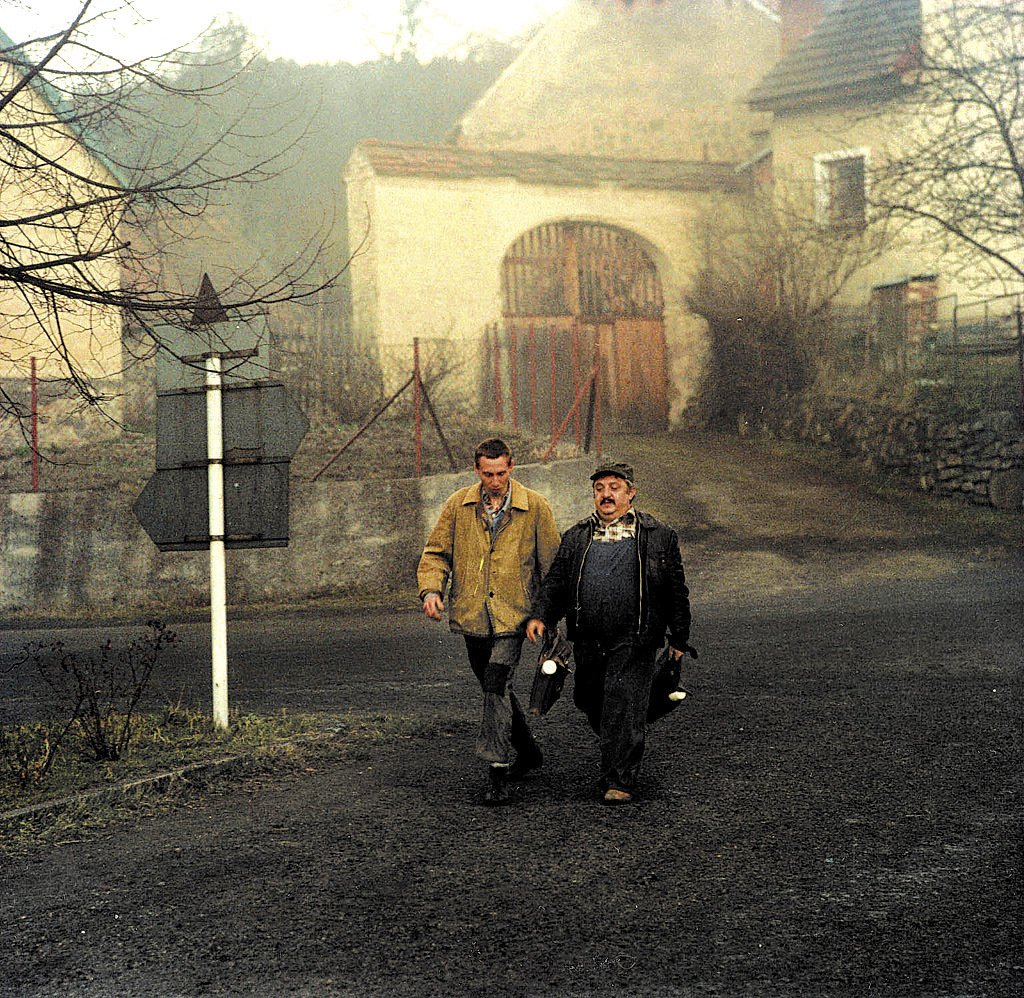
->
[418,437,560,805]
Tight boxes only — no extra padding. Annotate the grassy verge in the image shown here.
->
[0,707,441,858]
[0,586,423,632]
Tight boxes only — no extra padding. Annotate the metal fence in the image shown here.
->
[922,294,1024,413]
[825,292,1024,417]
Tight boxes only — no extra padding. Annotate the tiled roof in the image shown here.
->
[351,140,744,193]
[748,0,920,111]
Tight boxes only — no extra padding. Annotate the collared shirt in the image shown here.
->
[481,486,512,536]
[591,508,637,543]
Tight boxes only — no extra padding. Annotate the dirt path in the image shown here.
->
[1,429,1021,997]
[2,579,1020,997]
[615,431,1022,606]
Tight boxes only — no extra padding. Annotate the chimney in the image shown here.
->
[779,0,827,56]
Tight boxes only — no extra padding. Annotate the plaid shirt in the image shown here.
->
[481,487,513,536]
[591,508,637,543]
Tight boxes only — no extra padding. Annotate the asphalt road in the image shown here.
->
[1,432,1022,996]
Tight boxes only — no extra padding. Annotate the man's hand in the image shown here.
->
[423,593,445,621]
[525,618,546,643]
[668,645,685,661]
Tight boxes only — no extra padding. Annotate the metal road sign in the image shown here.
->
[133,274,307,728]
[136,293,308,551]
[155,382,309,470]
[133,462,292,551]
[153,315,271,392]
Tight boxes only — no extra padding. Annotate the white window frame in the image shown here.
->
[814,147,870,229]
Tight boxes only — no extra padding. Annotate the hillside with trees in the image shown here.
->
[101,20,521,421]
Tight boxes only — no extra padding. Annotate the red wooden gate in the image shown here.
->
[497,222,668,432]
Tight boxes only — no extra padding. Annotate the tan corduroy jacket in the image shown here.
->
[417,478,560,637]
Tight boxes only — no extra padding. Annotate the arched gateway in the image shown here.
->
[500,221,668,432]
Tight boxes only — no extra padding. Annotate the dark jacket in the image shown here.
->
[532,510,691,650]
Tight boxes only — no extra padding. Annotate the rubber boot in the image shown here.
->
[509,744,543,780]
[483,764,512,806]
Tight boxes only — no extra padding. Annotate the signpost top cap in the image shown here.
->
[192,273,229,326]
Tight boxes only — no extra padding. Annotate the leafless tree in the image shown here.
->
[869,0,1024,293]
[687,188,885,427]
[0,1,345,431]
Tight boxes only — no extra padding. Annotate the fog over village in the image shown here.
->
[0,3,1021,997]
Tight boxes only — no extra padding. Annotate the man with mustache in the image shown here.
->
[526,461,691,805]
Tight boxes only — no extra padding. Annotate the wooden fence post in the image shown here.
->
[549,326,557,441]
[510,324,519,431]
[529,324,537,435]
[493,323,504,424]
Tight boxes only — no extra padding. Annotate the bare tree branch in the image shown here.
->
[0,2,348,427]
[870,1,1024,292]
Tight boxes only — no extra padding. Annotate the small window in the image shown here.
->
[815,149,868,230]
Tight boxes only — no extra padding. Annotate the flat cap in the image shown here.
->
[590,461,635,484]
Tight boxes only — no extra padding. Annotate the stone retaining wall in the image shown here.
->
[753,395,1024,511]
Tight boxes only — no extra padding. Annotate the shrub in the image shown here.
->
[0,718,77,790]
[22,620,177,763]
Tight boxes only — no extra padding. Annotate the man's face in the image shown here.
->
[476,455,512,499]
[592,474,636,522]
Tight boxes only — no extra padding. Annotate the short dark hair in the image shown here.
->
[474,437,512,466]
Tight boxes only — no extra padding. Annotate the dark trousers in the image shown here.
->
[572,635,658,791]
[464,633,538,766]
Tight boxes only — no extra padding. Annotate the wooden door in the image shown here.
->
[501,222,668,432]
[611,317,669,431]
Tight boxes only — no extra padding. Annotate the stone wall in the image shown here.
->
[0,459,593,619]
[753,394,1024,511]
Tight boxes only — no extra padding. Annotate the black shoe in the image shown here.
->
[483,765,512,806]
[509,745,543,780]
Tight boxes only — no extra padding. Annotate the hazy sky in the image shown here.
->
[4,0,570,64]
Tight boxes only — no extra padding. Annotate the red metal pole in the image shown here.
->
[1016,303,1024,425]
[549,325,557,441]
[570,324,581,448]
[493,324,504,424]
[30,356,38,492]
[529,324,537,435]
[413,337,422,478]
[541,369,596,462]
[595,362,603,456]
[510,324,519,432]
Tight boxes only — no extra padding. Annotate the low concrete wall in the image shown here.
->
[0,460,593,617]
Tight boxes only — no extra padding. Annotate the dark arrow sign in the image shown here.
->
[152,312,271,392]
[134,276,309,552]
[133,463,292,552]
[155,382,309,470]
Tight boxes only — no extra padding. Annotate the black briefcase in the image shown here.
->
[528,631,573,717]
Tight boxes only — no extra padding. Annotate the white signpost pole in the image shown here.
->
[205,354,229,729]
